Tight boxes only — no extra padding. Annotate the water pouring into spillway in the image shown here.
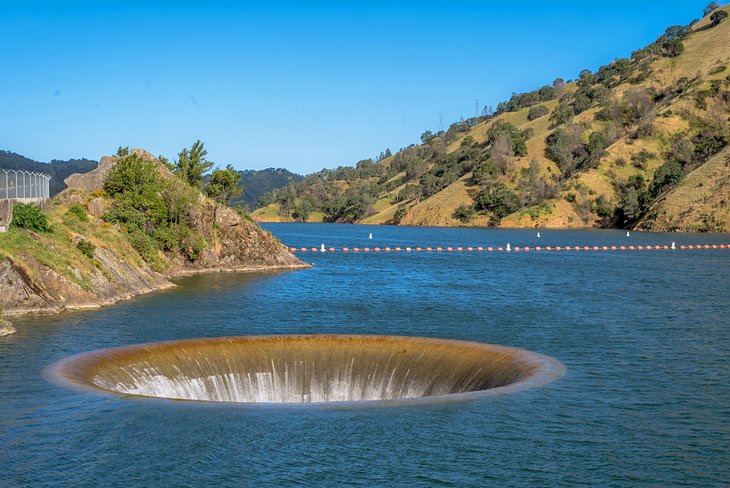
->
[50,335,564,404]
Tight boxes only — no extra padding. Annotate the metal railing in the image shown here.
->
[0,169,51,200]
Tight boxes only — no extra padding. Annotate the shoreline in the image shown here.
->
[1,262,310,319]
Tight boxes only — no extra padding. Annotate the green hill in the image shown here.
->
[229,168,302,210]
[253,5,730,231]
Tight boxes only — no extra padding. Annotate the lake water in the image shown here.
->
[1,224,729,486]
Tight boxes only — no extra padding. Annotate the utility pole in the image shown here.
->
[475,98,480,118]
[438,112,444,132]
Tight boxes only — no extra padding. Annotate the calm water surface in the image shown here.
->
[1,224,729,486]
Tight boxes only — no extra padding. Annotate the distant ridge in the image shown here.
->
[0,150,97,196]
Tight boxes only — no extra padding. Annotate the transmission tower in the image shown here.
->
[438,112,444,132]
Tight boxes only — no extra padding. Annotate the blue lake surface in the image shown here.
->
[1,224,729,486]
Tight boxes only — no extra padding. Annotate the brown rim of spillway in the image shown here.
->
[48,335,565,406]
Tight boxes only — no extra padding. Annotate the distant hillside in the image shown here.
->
[0,151,97,196]
[229,168,302,210]
[254,5,730,231]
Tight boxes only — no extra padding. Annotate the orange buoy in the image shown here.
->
[712,244,717,249]
[329,247,336,252]
[477,247,484,252]
[290,247,297,252]
[405,247,412,252]
[300,247,307,252]
[311,247,317,252]
[546,246,552,251]
[663,245,668,250]
[353,248,360,253]
[620,245,626,250]
[416,247,422,252]
[611,246,617,251]
[535,246,542,251]
[385,247,391,252]
[342,247,349,252]
[720,244,726,249]
[487,247,494,252]
[524,246,530,252]
[426,247,432,252]
[602,246,608,251]
[497,247,503,251]
[687,245,694,249]
[556,246,562,251]
[456,247,463,252]
[374,247,380,252]
[629,246,635,250]
[680,245,686,249]
[467,247,473,252]
[514,247,520,252]
[394,247,401,252]
[363,248,370,252]
[592,246,598,251]
[447,247,453,252]
[704,244,710,249]
[436,247,443,252]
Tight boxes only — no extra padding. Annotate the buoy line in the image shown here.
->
[288,243,729,253]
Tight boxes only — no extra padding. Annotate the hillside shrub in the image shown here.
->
[473,182,520,219]
[650,159,684,197]
[453,204,475,223]
[527,105,550,121]
[66,205,89,222]
[10,203,50,232]
[76,238,96,259]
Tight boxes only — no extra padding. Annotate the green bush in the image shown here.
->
[650,159,684,197]
[66,205,89,222]
[76,239,96,259]
[473,182,520,219]
[10,203,50,232]
[453,204,475,223]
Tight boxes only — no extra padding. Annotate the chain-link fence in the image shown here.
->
[0,170,51,200]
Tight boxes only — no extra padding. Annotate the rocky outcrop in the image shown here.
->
[0,249,174,316]
[0,318,15,336]
[1,149,306,317]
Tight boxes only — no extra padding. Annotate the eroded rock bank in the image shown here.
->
[0,149,307,318]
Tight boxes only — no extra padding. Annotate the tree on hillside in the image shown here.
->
[206,164,243,205]
[174,140,213,189]
[710,9,728,26]
[491,132,515,175]
[116,146,130,157]
[704,2,720,17]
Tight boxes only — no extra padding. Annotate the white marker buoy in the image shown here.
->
[671,241,676,250]
[369,233,373,239]
[537,232,541,238]
[320,243,325,252]
[626,231,631,237]
[506,243,511,252]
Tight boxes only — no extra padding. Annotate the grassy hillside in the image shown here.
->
[253,5,730,231]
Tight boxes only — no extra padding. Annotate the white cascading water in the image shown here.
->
[52,335,563,404]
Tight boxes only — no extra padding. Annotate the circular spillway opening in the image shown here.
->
[50,335,564,405]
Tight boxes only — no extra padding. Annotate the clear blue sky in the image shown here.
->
[0,0,713,173]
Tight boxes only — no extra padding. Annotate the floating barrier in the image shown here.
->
[288,243,730,254]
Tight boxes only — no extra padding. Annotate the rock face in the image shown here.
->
[0,250,174,315]
[0,318,15,337]
[1,149,306,316]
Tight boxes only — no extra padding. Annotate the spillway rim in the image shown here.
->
[46,334,565,407]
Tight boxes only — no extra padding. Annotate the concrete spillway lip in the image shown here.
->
[47,334,565,408]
